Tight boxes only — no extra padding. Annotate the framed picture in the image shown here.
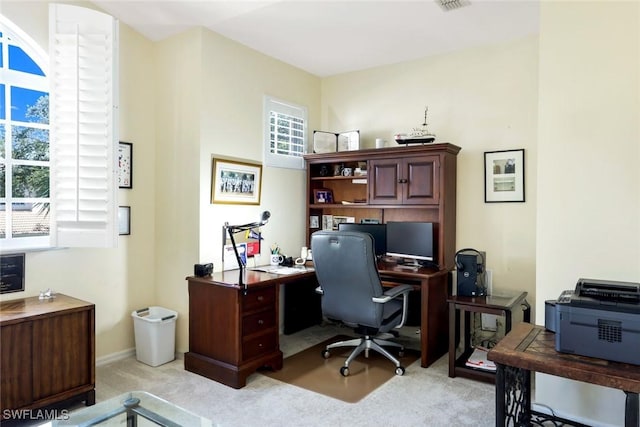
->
[313,131,337,154]
[310,215,320,229]
[322,214,333,231]
[313,188,334,204]
[337,130,360,151]
[484,149,525,203]
[0,253,25,294]
[118,142,133,189]
[118,206,131,235]
[332,215,355,229]
[211,158,262,205]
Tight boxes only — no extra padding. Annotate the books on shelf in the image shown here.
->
[465,346,496,372]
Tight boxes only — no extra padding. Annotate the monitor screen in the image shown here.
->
[386,221,435,265]
[337,223,387,256]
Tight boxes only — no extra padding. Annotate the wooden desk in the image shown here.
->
[488,322,640,427]
[447,292,530,383]
[185,263,451,388]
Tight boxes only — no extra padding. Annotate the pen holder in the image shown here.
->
[270,254,284,266]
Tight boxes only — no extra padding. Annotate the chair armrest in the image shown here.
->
[372,284,413,303]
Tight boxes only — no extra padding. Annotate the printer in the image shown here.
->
[545,278,640,365]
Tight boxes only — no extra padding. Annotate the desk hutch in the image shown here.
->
[303,143,460,270]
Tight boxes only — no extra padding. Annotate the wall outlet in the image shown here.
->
[481,313,498,331]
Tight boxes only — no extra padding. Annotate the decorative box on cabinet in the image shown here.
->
[304,143,460,270]
[0,294,95,419]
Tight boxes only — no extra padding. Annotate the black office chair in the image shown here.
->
[311,230,413,377]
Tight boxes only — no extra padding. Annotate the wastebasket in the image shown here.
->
[131,306,178,367]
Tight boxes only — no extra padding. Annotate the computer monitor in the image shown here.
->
[386,221,436,267]
[337,223,387,257]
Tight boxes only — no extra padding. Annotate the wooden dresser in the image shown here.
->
[0,294,95,419]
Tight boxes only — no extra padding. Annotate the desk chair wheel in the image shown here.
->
[340,366,350,377]
[321,349,331,359]
[395,366,405,376]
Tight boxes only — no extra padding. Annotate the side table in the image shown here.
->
[448,291,530,383]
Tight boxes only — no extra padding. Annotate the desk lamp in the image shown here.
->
[223,211,270,293]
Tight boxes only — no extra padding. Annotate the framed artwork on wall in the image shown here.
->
[484,149,525,203]
[118,142,133,189]
[118,206,131,235]
[211,158,262,205]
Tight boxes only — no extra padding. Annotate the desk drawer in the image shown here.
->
[243,287,275,312]
[243,309,276,336]
[243,332,277,360]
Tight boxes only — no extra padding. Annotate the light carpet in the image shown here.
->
[261,334,420,403]
[89,324,495,426]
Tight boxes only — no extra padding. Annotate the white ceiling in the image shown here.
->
[90,0,540,77]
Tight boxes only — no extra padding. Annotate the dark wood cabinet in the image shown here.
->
[304,143,460,270]
[0,294,95,419]
[369,155,440,205]
[184,272,298,389]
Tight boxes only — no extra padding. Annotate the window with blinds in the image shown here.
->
[49,4,119,248]
[264,96,307,170]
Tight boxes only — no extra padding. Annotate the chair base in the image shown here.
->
[325,335,404,369]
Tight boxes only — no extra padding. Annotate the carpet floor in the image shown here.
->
[262,334,420,403]
[87,324,496,426]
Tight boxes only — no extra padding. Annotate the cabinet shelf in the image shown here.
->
[311,175,367,181]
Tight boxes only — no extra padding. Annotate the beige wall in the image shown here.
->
[153,27,321,352]
[536,1,640,425]
[321,36,539,307]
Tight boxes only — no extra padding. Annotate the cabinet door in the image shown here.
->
[1,322,33,411]
[368,159,403,204]
[32,311,92,401]
[369,156,440,205]
[404,155,440,205]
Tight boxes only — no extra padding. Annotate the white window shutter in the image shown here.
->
[49,4,119,247]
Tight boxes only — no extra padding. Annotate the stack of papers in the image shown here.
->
[464,346,496,372]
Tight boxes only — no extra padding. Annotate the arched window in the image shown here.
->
[0,17,51,249]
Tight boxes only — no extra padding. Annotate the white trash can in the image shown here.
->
[131,306,178,367]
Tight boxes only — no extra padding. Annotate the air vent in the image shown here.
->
[437,0,471,11]
[598,319,622,343]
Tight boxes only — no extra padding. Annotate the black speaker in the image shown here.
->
[194,263,213,277]
[455,249,486,297]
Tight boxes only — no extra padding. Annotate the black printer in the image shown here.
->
[545,278,640,365]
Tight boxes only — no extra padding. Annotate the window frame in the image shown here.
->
[0,16,51,251]
[263,95,308,170]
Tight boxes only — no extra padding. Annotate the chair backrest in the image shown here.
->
[311,230,384,329]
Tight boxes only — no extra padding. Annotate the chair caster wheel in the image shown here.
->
[340,366,350,377]
[395,366,405,376]
[321,350,331,359]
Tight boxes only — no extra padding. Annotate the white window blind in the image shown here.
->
[264,96,307,170]
[49,4,119,247]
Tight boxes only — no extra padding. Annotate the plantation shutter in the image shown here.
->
[49,4,119,247]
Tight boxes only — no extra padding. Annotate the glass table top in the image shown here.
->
[50,391,212,426]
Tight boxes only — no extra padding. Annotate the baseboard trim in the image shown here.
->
[96,348,135,366]
[531,403,610,427]
[96,350,185,367]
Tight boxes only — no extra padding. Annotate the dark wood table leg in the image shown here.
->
[625,392,639,427]
[495,363,506,427]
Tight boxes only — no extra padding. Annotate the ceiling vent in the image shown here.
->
[437,0,471,11]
